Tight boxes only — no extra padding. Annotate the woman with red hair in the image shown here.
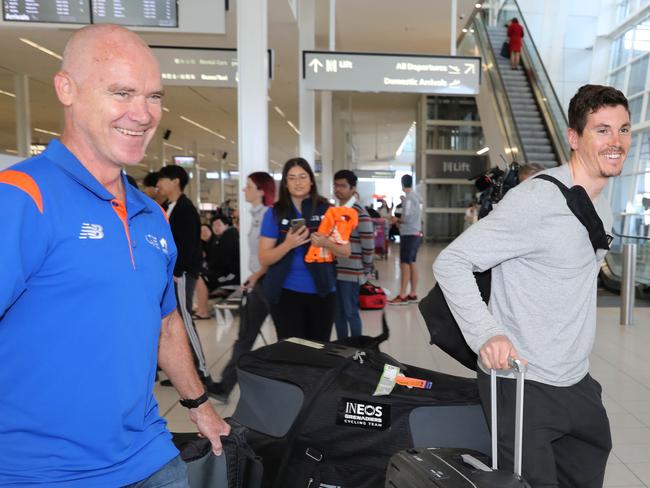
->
[207,171,276,403]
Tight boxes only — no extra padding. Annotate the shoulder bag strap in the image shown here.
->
[533,174,610,253]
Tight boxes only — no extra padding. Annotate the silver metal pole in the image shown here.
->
[15,74,31,158]
[621,243,637,326]
[450,0,457,56]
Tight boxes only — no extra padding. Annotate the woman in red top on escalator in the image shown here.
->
[507,17,524,70]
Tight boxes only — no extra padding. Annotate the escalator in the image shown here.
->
[458,0,570,168]
[485,26,557,166]
[459,0,650,298]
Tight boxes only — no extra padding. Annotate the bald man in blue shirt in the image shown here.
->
[0,24,229,487]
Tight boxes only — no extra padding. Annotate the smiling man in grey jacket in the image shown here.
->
[433,85,630,487]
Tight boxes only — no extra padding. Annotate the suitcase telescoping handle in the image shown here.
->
[490,357,527,476]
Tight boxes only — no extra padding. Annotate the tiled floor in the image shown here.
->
[156,242,650,487]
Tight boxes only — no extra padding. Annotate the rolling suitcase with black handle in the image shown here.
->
[385,359,531,487]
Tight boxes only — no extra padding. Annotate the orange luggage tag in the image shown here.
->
[395,374,433,390]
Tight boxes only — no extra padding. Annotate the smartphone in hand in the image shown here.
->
[290,218,306,232]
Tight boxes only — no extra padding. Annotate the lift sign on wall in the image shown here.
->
[303,51,480,95]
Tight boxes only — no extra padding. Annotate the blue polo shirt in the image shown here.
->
[0,140,179,487]
[261,206,318,294]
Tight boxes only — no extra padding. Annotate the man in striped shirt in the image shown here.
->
[333,170,375,338]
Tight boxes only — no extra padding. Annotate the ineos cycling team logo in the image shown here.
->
[336,397,390,431]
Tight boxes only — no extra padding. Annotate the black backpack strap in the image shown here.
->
[534,174,610,253]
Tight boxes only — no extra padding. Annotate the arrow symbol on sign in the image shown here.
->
[448,65,460,74]
[449,79,461,87]
[309,58,324,73]
[464,63,476,74]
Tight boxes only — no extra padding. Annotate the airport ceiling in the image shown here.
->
[0,0,479,177]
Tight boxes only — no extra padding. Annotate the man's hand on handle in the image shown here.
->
[479,335,527,370]
[189,402,231,456]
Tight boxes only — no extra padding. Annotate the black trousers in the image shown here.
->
[477,369,612,487]
[269,289,336,342]
[219,282,269,394]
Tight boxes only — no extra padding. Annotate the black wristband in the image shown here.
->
[179,390,209,409]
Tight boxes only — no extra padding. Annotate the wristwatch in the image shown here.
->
[179,390,209,409]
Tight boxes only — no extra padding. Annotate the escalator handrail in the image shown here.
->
[611,229,650,241]
[472,13,527,163]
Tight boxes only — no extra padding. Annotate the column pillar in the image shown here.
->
[193,140,201,208]
[15,74,31,158]
[237,0,269,283]
[299,0,316,163]
[450,0,458,56]
[319,0,336,199]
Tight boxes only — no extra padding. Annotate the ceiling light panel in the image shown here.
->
[34,128,61,137]
[19,38,62,60]
[180,115,226,140]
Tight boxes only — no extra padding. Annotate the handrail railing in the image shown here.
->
[605,228,650,287]
[612,229,650,241]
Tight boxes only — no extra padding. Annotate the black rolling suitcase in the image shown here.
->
[385,359,531,487]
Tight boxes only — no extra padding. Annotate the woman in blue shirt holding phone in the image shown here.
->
[259,158,350,340]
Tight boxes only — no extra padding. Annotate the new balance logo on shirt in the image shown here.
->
[79,223,104,240]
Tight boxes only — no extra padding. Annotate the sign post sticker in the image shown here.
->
[303,51,481,95]
[336,397,391,431]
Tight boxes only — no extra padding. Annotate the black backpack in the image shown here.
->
[418,174,612,371]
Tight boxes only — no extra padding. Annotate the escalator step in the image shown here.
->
[522,137,554,145]
[525,153,557,161]
[525,145,553,153]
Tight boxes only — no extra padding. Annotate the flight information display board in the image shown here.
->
[3,0,91,23]
[92,0,177,27]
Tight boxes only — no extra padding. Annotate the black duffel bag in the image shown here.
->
[231,321,490,488]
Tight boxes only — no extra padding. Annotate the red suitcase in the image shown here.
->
[359,282,387,310]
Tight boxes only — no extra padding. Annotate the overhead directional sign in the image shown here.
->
[303,51,481,95]
[151,47,273,88]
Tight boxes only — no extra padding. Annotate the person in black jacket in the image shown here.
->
[207,215,240,287]
[194,215,241,319]
[156,165,214,386]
